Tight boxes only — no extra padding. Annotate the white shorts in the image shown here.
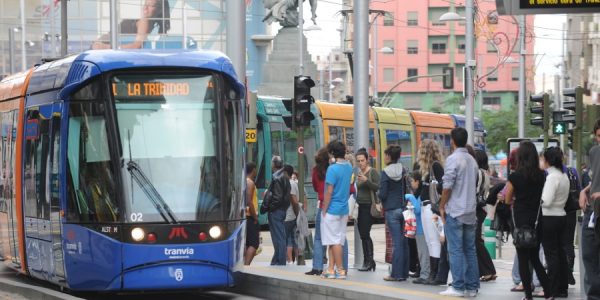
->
[321,213,348,246]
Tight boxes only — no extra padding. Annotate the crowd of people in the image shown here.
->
[243,123,600,300]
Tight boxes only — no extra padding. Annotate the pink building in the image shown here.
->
[370,1,535,112]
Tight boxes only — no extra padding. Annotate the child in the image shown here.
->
[406,171,431,283]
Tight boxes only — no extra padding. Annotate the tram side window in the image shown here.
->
[66,102,119,223]
[0,110,17,213]
[23,109,50,220]
[386,129,412,171]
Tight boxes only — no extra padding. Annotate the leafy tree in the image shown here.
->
[481,109,542,154]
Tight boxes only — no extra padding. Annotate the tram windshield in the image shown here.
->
[112,74,221,223]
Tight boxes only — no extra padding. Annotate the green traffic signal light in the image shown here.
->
[553,122,566,135]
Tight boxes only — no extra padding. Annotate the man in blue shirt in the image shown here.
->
[321,141,353,279]
[439,127,479,297]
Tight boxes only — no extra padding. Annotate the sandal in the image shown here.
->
[321,270,336,279]
[533,291,546,298]
[336,269,347,280]
[480,275,498,282]
[511,284,525,292]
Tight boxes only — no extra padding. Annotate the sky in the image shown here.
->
[270,0,567,92]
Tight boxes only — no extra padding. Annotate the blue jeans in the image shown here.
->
[386,208,409,279]
[312,208,348,271]
[285,220,297,248]
[269,209,287,265]
[445,215,480,291]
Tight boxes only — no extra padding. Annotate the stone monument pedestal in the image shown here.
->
[258,27,318,98]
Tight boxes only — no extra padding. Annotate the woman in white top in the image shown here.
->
[538,147,570,298]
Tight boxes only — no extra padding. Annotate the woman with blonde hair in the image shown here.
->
[413,139,445,285]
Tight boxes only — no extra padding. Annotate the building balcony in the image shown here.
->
[428,52,452,64]
[429,0,451,7]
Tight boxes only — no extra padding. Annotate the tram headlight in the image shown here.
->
[131,227,145,242]
[209,226,221,239]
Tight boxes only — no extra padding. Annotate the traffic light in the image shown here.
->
[562,86,583,151]
[529,93,550,130]
[282,98,295,129]
[442,67,454,89]
[552,110,568,135]
[293,75,316,127]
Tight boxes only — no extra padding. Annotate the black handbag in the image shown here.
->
[429,164,441,215]
[512,199,541,249]
[564,168,580,213]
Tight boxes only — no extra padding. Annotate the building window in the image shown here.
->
[457,42,466,54]
[407,68,418,82]
[432,43,446,54]
[511,67,519,81]
[383,40,395,54]
[384,13,394,26]
[483,97,501,106]
[407,12,418,26]
[512,39,520,53]
[407,40,418,54]
[430,8,448,26]
[487,67,498,82]
[383,68,395,82]
[428,65,444,82]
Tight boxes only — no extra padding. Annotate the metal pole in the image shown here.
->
[329,54,333,102]
[373,17,378,99]
[9,28,15,74]
[353,0,369,269]
[299,0,304,75]
[182,0,187,49]
[226,0,246,79]
[20,0,26,71]
[518,15,526,138]
[465,0,475,145]
[61,0,67,56]
[110,0,118,49]
[319,69,324,100]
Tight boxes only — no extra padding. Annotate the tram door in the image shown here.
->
[23,103,65,282]
[0,109,20,267]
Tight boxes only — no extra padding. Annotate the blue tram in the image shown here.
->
[0,50,246,291]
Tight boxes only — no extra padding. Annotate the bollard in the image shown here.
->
[483,218,496,259]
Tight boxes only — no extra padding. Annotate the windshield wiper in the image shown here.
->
[127,160,178,224]
[125,130,177,224]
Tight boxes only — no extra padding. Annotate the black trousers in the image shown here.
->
[541,216,569,297]
[436,241,449,283]
[408,237,420,273]
[476,207,496,277]
[582,209,600,300]
[358,204,373,243]
[516,244,550,299]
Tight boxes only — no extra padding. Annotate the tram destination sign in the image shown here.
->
[497,0,600,14]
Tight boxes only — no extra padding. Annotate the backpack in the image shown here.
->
[476,169,487,208]
[564,168,580,213]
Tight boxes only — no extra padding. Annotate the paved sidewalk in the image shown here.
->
[245,224,583,300]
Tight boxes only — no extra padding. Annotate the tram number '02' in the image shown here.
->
[130,213,143,222]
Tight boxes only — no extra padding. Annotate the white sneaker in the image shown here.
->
[466,290,478,297]
[440,287,465,297]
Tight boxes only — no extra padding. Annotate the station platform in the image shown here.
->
[235,224,584,300]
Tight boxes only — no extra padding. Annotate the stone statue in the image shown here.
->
[263,0,318,28]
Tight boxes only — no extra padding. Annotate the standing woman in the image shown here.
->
[305,148,330,276]
[413,139,444,285]
[504,141,551,300]
[474,150,497,281]
[379,145,409,281]
[537,147,570,298]
[355,148,380,272]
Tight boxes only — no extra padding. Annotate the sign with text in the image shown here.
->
[245,129,257,143]
[521,0,600,8]
[497,0,600,14]
[111,74,215,102]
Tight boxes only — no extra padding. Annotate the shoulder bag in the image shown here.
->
[429,163,442,215]
[512,198,542,249]
[369,169,384,219]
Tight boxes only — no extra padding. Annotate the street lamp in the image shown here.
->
[440,2,475,145]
